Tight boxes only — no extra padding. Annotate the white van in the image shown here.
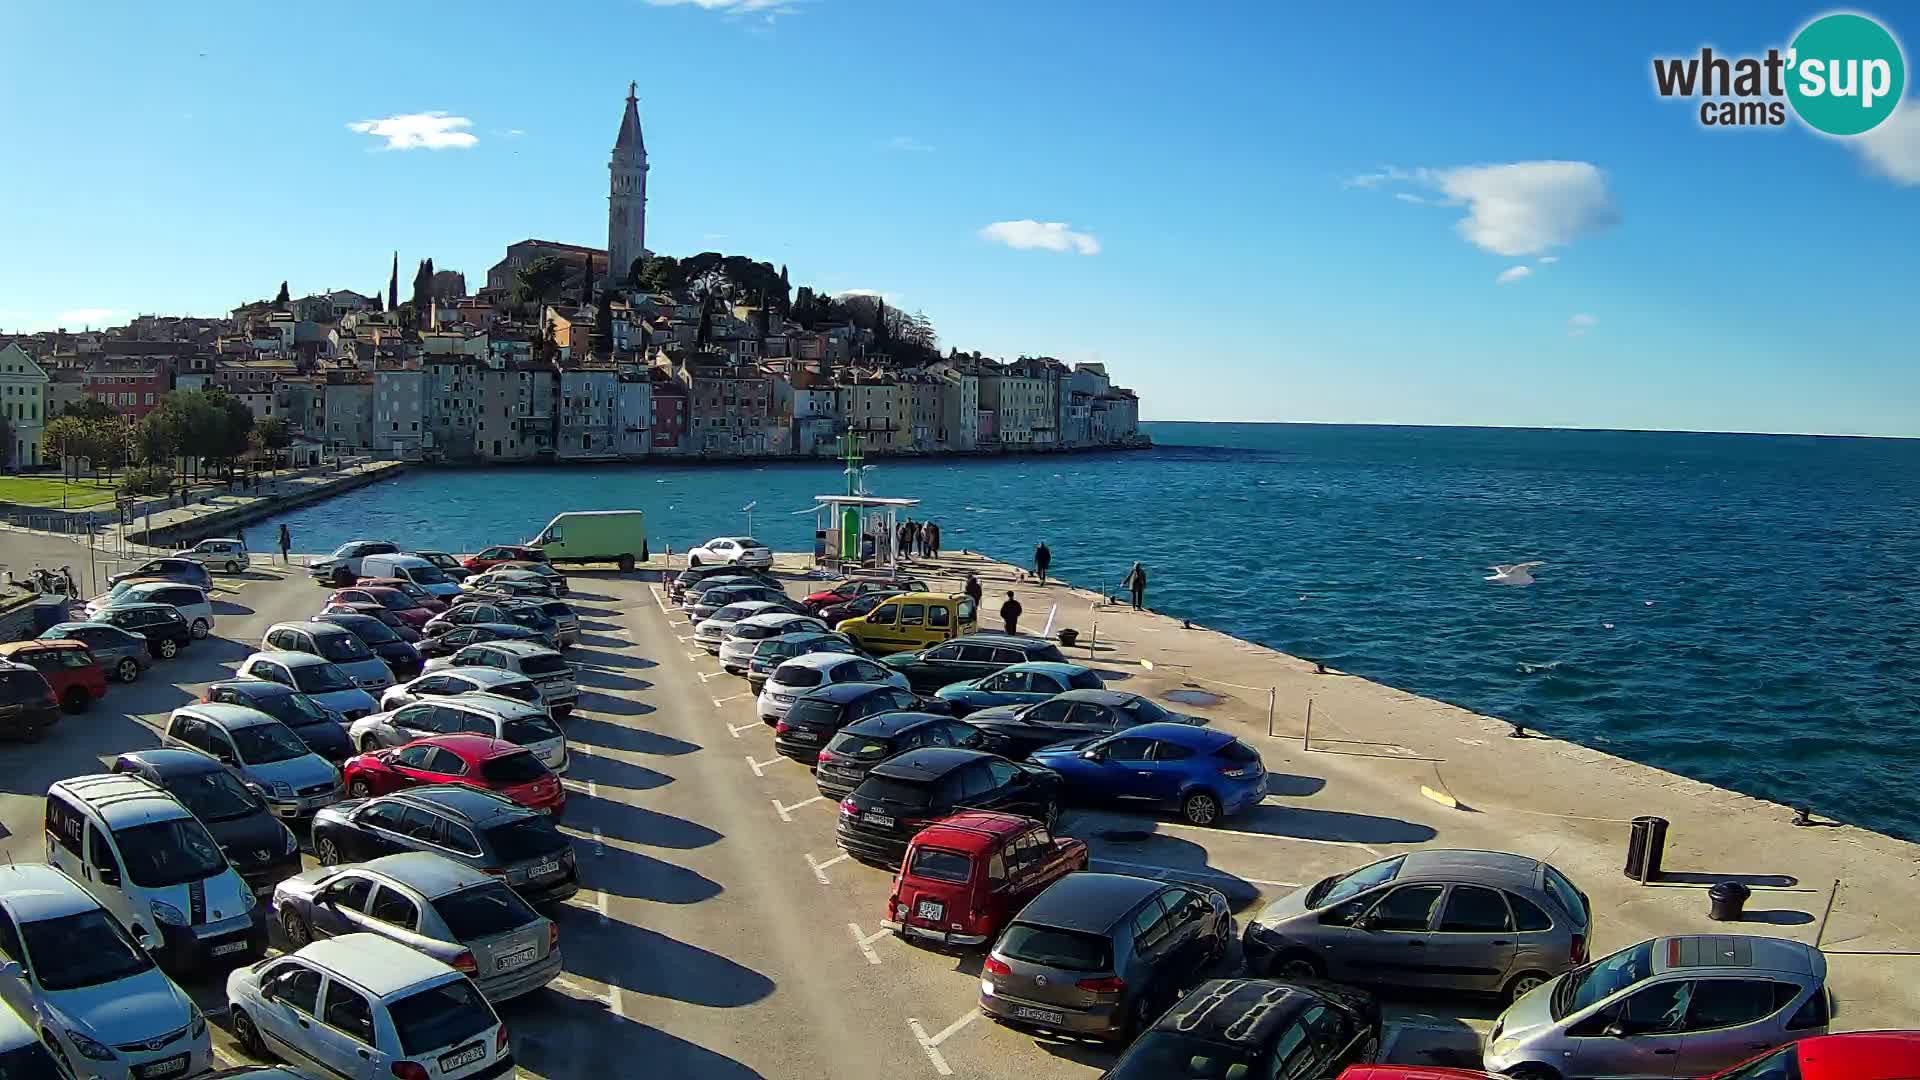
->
[44,774,266,974]
[359,554,462,600]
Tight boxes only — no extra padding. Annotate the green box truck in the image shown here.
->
[530,510,648,571]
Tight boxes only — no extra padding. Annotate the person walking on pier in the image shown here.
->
[1000,591,1023,635]
[897,519,913,561]
[1123,561,1148,611]
[963,572,982,609]
[927,521,941,557]
[1033,542,1051,585]
[278,523,292,565]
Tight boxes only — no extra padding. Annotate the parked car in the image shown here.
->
[200,679,354,765]
[310,609,424,679]
[239,651,380,720]
[360,578,448,614]
[527,509,646,570]
[348,693,568,774]
[746,631,862,693]
[410,550,472,583]
[225,933,513,1080]
[1484,935,1831,1079]
[269,852,562,1003]
[321,601,422,643]
[311,785,578,904]
[359,554,462,600]
[38,620,150,683]
[417,622,547,660]
[694,600,792,653]
[719,612,829,674]
[687,535,772,569]
[775,682,925,764]
[109,748,303,896]
[816,712,987,801]
[530,600,580,646]
[424,601,562,649]
[343,735,565,816]
[423,640,577,716]
[879,633,1073,693]
[690,586,795,623]
[262,621,397,693]
[85,581,214,640]
[1032,723,1268,825]
[380,668,546,714]
[90,602,193,660]
[306,539,400,587]
[1705,1032,1920,1080]
[0,864,214,1080]
[0,640,106,713]
[107,556,212,590]
[174,537,250,574]
[1102,979,1383,1080]
[162,704,343,821]
[457,576,557,603]
[838,592,980,655]
[978,872,1232,1042]
[490,561,568,595]
[883,811,1087,947]
[802,576,929,614]
[937,662,1105,716]
[817,588,909,629]
[676,571,772,607]
[759,652,911,724]
[0,996,64,1080]
[462,544,547,573]
[837,747,1062,867]
[1243,850,1592,1004]
[0,664,59,741]
[325,586,434,629]
[969,689,1204,760]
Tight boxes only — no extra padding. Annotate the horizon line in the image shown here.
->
[1140,419,1920,442]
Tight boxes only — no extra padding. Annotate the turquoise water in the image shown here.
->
[252,423,1920,839]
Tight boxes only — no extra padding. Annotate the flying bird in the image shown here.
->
[1486,562,1545,586]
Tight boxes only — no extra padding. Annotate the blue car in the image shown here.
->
[1030,722,1267,826]
[934,661,1104,716]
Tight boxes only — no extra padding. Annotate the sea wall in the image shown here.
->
[126,460,407,548]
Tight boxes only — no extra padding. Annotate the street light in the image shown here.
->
[742,500,756,536]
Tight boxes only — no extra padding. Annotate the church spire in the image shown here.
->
[615,81,645,153]
[607,81,649,286]
[388,252,399,312]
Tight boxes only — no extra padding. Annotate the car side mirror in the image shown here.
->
[1081,749,1103,761]
[130,924,153,948]
[0,960,22,981]
[96,865,121,887]
[1603,1022,1628,1038]
[1353,912,1379,931]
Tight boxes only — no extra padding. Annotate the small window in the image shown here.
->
[1785,984,1829,1029]
[395,807,443,842]
[1150,741,1193,762]
[867,603,897,625]
[909,847,974,884]
[87,825,121,878]
[269,964,323,1015]
[927,605,951,628]
[1131,903,1169,949]
[1437,885,1514,933]
[1365,884,1444,932]
[322,981,376,1044]
[899,604,925,627]
[324,876,376,911]
[367,886,421,930]
[1685,979,1787,1031]
[1507,892,1554,932]
[439,820,483,857]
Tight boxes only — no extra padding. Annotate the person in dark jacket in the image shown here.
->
[278,524,292,564]
[1123,561,1147,610]
[963,572,982,608]
[927,522,941,557]
[1034,542,1051,585]
[1000,591,1023,635]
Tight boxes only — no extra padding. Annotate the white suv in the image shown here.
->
[687,536,772,569]
[0,864,213,1080]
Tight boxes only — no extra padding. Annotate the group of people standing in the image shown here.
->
[897,518,941,559]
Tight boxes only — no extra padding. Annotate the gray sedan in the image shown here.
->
[271,851,561,1003]
[39,621,150,683]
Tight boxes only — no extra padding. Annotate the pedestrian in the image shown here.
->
[1000,590,1023,635]
[278,523,291,564]
[928,521,941,557]
[963,572,982,608]
[1123,561,1148,611]
[1034,542,1052,585]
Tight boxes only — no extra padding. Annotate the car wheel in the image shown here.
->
[231,1008,268,1059]
[618,554,635,572]
[1271,950,1324,981]
[117,658,141,683]
[190,618,210,640]
[61,687,90,714]
[347,778,372,798]
[315,836,341,866]
[1181,790,1221,826]
[1505,1066,1559,1080]
[1356,1032,1380,1063]
[157,638,179,659]
[688,555,702,567]
[357,735,378,753]
[225,560,242,573]
[1121,992,1158,1042]
[43,1032,76,1077]
[1506,970,1552,1004]
[333,567,353,587]
[281,908,313,948]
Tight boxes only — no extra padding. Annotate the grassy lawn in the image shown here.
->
[0,475,121,509]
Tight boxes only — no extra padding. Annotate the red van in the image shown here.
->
[885,811,1088,948]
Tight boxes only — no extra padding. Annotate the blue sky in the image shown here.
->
[2,1,1916,435]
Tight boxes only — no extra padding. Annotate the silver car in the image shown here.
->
[1242,849,1591,1004]
[163,703,343,819]
[263,621,395,692]
[1485,934,1831,1079]
[349,693,569,775]
[238,651,382,720]
[270,852,561,1003]
[690,586,791,622]
[38,621,150,683]
[423,640,577,715]
[380,667,545,713]
[694,600,789,653]
[719,612,829,674]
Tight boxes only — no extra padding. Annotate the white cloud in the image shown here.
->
[1352,161,1617,256]
[980,220,1101,255]
[1567,313,1598,337]
[1850,100,1920,185]
[646,0,800,15]
[1393,192,1437,205]
[347,112,478,151]
[59,308,116,325]
[1538,255,1560,264]
[887,135,933,153]
[1495,266,1533,285]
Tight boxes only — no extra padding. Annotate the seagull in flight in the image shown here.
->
[1486,562,1545,586]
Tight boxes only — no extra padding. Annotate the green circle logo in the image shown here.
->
[1787,13,1906,136]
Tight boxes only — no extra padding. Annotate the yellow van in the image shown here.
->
[838,592,978,654]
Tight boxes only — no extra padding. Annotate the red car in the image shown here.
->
[462,545,547,573]
[0,640,108,712]
[327,586,435,629]
[360,577,448,613]
[1705,1032,1920,1079]
[322,602,423,642]
[342,734,566,817]
[802,578,927,614]
[884,811,1086,948]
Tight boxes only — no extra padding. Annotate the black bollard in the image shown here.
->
[1708,881,1752,921]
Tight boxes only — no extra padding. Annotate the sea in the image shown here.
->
[250,423,1920,841]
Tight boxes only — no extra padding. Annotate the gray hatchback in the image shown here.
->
[1242,849,1591,1004]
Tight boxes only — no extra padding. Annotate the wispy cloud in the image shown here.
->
[495,128,525,138]
[647,0,803,22]
[1495,266,1533,285]
[887,135,934,153]
[59,308,117,325]
[1350,161,1618,256]
[347,112,477,151]
[1567,313,1598,337]
[1538,255,1560,265]
[980,220,1101,256]
[1850,99,1920,185]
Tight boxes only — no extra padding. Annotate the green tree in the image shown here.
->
[593,293,613,356]
[1,414,16,470]
[135,409,177,466]
[514,256,571,317]
[61,398,113,421]
[41,416,86,478]
[634,254,681,293]
[274,281,289,309]
[250,415,291,475]
[777,264,791,313]
[411,259,435,324]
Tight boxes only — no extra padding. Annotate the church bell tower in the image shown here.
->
[607,82,649,287]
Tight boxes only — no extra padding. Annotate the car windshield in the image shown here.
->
[773,666,823,689]
[249,688,334,727]
[824,731,894,762]
[1715,1046,1799,1080]
[0,1038,64,1080]
[490,681,542,705]
[1066,670,1104,690]
[387,977,496,1056]
[482,752,549,785]
[998,924,1113,971]
[232,722,310,764]
[518,654,568,677]
[373,591,414,611]
[501,713,562,743]
[734,623,781,641]
[113,818,228,888]
[410,567,453,585]
[710,604,752,621]
[483,815,567,863]
[1107,1032,1259,1078]
[165,769,264,822]
[856,776,934,810]
[786,699,844,727]
[1119,697,1170,724]
[337,617,397,644]
[20,908,156,991]
[907,846,973,883]
[1554,940,1656,1019]
[316,634,373,662]
[1307,855,1406,907]
[434,881,540,941]
[292,662,356,694]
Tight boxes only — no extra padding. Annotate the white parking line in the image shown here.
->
[906,1010,979,1076]
[550,976,616,1009]
[1092,856,1299,890]
[649,585,673,616]
[745,754,787,777]
[676,634,693,643]
[591,827,606,857]
[848,922,889,965]
[685,651,705,661]
[805,851,849,884]
[711,692,750,705]
[698,670,726,682]
[593,888,610,927]
[727,721,761,739]
[773,795,824,822]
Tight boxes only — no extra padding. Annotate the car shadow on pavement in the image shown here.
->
[0,710,162,799]
[576,631,626,647]
[570,648,657,672]
[573,689,657,718]
[565,605,620,618]
[561,920,776,1009]
[211,600,254,616]
[564,752,673,792]
[575,845,723,904]
[563,792,722,850]
[507,992,769,1078]
[565,715,696,755]
[1262,773,1328,798]
[1079,832,1265,912]
[574,670,654,693]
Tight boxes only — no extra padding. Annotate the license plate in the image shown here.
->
[140,1057,188,1078]
[530,860,560,878]
[496,946,538,972]
[211,940,249,956]
[1013,1006,1065,1026]
[786,729,818,742]
[438,1044,486,1072]
[915,899,943,920]
[771,693,793,703]
[865,812,895,827]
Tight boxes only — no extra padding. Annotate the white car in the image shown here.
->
[86,581,215,640]
[756,652,910,724]
[693,601,789,654]
[718,613,829,674]
[173,537,250,574]
[262,621,395,692]
[306,540,401,588]
[348,694,568,775]
[380,668,545,713]
[239,651,381,720]
[226,933,514,1080]
[687,536,772,569]
[0,864,213,1080]
[421,641,578,716]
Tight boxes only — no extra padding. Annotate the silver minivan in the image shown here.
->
[163,704,343,820]
[263,621,395,692]
[1242,849,1591,1004]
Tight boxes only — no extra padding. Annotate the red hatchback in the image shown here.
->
[802,578,927,614]
[463,545,547,573]
[0,640,108,713]
[342,734,566,817]
[885,811,1087,948]
[360,577,449,614]
[327,586,435,629]
[1706,1031,1920,1079]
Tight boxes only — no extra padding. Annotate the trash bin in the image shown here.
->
[1059,629,1079,648]
[1709,881,1752,921]
[1623,815,1670,881]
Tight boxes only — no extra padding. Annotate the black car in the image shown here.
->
[1099,979,1382,1079]
[0,663,60,741]
[106,557,213,591]
[671,565,777,602]
[322,601,423,643]
[815,712,986,801]
[311,610,424,678]
[878,633,1072,694]
[817,590,903,629]
[968,689,1204,760]
[423,602,558,645]
[311,785,578,904]
[93,602,194,659]
[110,748,302,895]
[837,748,1061,867]
[415,622,545,659]
[774,682,925,764]
[200,679,354,765]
